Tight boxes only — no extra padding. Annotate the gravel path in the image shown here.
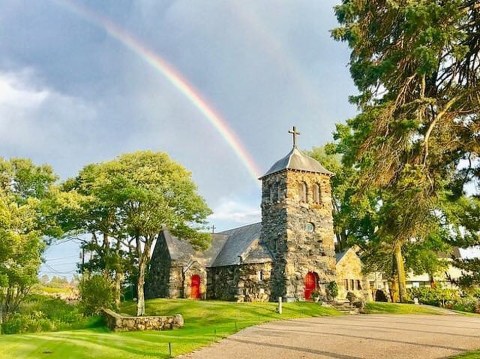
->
[181,314,480,359]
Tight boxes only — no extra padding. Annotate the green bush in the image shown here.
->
[79,274,114,315]
[451,296,478,313]
[1,294,103,334]
[408,287,460,307]
[22,295,80,323]
[2,313,55,334]
[326,281,339,300]
[408,286,480,313]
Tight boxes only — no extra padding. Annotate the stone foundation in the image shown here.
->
[102,309,184,332]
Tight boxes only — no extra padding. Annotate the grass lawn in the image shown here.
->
[364,302,452,315]
[451,351,480,359]
[0,299,340,359]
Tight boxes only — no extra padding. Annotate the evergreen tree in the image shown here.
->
[332,0,480,300]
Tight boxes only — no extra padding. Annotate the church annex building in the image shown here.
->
[145,127,367,302]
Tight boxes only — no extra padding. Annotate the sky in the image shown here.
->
[0,0,358,278]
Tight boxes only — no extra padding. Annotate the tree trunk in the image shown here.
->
[136,235,154,317]
[389,277,399,303]
[394,242,407,302]
[102,233,110,280]
[114,271,124,310]
[136,259,146,316]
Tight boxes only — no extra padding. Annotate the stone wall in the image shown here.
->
[184,263,207,299]
[206,265,239,300]
[336,249,371,301]
[146,231,215,300]
[207,262,272,302]
[261,169,336,301]
[102,309,184,332]
[145,233,172,299]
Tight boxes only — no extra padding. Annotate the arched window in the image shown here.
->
[313,183,321,204]
[298,181,307,202]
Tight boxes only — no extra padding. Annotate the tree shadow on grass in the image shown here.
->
[37,332,171,358]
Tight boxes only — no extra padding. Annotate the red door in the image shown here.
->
[190,275,201,299]
[304,272,317,300]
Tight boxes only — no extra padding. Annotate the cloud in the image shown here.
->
[0,0,356,225]
[0,69,99,175]
[208,197,261,229]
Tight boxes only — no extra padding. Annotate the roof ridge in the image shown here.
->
[218,221,261,234]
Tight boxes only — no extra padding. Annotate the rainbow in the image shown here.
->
[51,0,262,183]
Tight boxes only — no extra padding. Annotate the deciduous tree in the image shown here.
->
[0,158,58,321]
[65,151,211,315]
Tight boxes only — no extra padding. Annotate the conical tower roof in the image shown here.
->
[259,146,334,179]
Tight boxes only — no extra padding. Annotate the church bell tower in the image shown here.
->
[259,126,336,301]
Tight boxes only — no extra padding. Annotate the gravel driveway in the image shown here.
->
[181,314,480,359]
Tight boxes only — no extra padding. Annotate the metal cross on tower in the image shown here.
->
[288,126,300,148]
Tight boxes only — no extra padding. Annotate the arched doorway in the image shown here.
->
[304,272,318,300]
[190,274,201,299]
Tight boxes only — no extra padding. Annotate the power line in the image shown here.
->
[42,263,77,275]
[44,255,79,261]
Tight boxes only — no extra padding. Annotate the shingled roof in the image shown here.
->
[162,229,195,261]
[209,222,272,267]
[161,229,229,265]
[259,147,334,179]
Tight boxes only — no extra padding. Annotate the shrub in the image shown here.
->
[1,294,102,334]
[79,274,114,315]
[451,296,478,313]
[408,287,460,307]
[346,291,357,304]
[407,286,480,313]
[326,281,338,300]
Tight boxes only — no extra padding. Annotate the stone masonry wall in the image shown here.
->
[102,309,184,332]
[184,263,207,299]
[145,233,207,299]
[261,169,336,301]
[207,262,272,302]
[206,265,239,300]
[166,265,184,298]
[260,173,288,299]
[145,234,172,299]
[336,250,371,301]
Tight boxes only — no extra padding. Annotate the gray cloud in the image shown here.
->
[0,0,355,230]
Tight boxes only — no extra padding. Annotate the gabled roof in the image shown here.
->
[209,222,272,267]
[162,229,229,266]
[335,250,348,264]
[336,246,364,264]
[163,229,195,261]
[260,147,334,179]
[157,223,273,269]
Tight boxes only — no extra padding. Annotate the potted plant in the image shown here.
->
[311,290,322,303]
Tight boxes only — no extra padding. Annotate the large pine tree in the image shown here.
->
[332,0,480,300]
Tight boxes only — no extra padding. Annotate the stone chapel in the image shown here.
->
[145,127,340,302]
